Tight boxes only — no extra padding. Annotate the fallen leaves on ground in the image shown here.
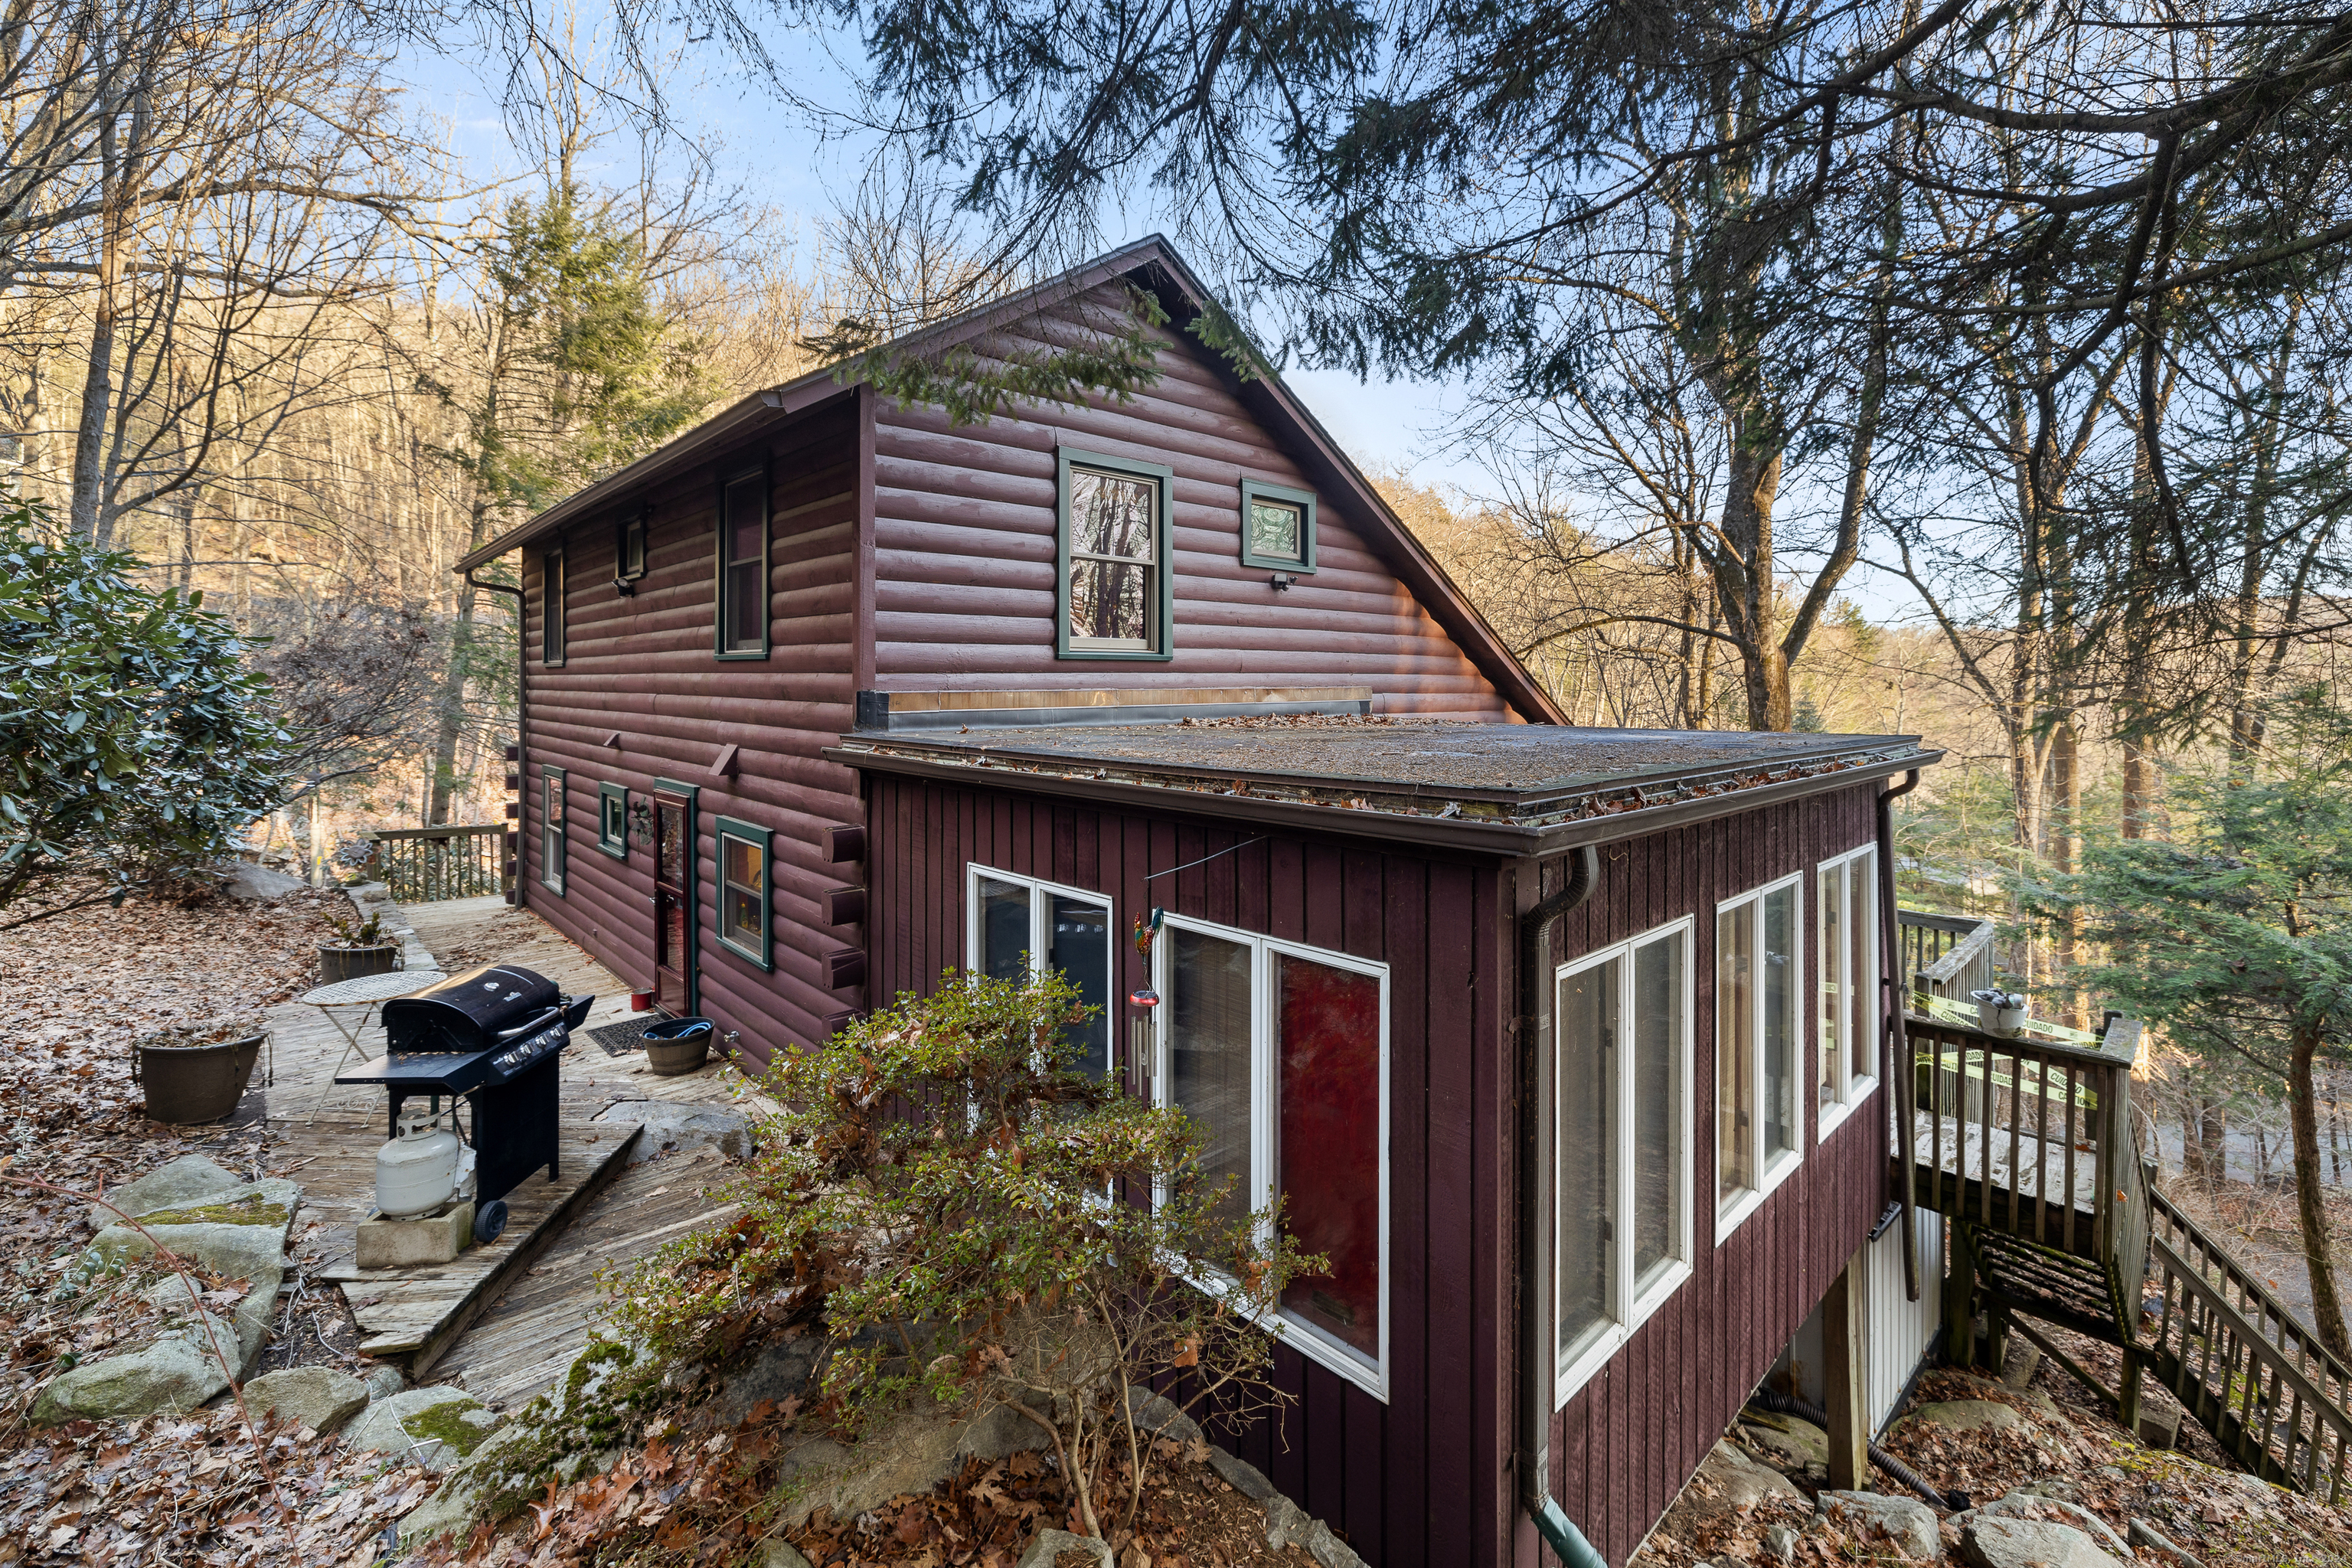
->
[0,883,421,1568]
[0,1410,434,1567]
[414,1403,1313,1568]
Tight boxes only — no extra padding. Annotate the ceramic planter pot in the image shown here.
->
[136,1034,265,1125]
[318,942,400,985]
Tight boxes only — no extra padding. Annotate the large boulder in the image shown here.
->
[1958,1514,2126,1568]
[219,861,309,901]
[243,1366,372,1434]
[397,1426,535,1543]
[87,1154,243,1228]
[345,1387,506,1472]
[1891,1398,2033,1438]
[1819,1490,1941,1560]
[592,1099,753,1164]
[28,1314,238,1423]
[768,1391,1053,1528]
[710,1333,822,1426]
[1740,1409,1829,1472]
[1962,1493,2131,1560]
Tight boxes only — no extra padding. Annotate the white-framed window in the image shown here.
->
[966,865,1114,1078]
[1716,872,1804,1240]
[1817,845,1881,1138]
[539,765,567,896]
[1556,917,1694,1404]
[1155,914,1390,1400]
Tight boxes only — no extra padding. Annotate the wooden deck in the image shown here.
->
[268,893,768,1397]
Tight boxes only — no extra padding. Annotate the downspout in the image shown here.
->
[466,566,526,910]
[1877,769,1921,1300]
[1517,843,1608,1568]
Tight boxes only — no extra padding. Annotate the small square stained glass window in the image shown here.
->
[1248,498,1303,563]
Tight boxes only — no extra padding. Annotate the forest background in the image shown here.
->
[8,0,2352,1289]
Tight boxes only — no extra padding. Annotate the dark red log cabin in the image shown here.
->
[456,238,1943,1566]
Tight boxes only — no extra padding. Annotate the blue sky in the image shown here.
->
[388,18,1919,622]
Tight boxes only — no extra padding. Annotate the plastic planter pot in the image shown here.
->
[318,942,400,985]
[641,1017,714,1077]
[136,1033,265,1125]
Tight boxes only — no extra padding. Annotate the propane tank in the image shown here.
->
[377,1106,463,1219]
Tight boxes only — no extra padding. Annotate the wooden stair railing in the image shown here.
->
[2146,1187,2352,1498]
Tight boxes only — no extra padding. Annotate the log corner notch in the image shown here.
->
[825,823,867,864]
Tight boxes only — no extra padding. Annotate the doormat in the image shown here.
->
[585,1018,661,1057]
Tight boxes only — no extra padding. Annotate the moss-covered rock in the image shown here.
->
[345,1387,505,1472]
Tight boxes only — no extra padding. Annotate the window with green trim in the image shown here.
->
[597,782,629,859]
[540,766,567,895]
[1238,479,1318,573]
[1057,447,1173,658]
[714,815,773,969]
[716,469,768,658]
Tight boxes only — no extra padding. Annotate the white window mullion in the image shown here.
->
[1614,949,1638,1329]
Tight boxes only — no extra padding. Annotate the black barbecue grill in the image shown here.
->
[335,964,593,1206]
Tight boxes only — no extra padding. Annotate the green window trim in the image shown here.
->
[1055,446,1175,662]
[596,781,629,860]
[541,547,567,666]
[714,463,771,661]
[713,814,773,970]
[1238,479,1318,573]
[617,506,648,581]
[540,766,568,896]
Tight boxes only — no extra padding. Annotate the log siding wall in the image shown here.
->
[861,773,1888,1568]
[1541,782,1886,1567]
[519,398,867,1060]
[872,288,1515,717]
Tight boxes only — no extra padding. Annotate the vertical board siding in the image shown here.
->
[864,773,1519,1568]
[871,288,1517,719]
[861,772,1887,1568]
[518,399,868,1066]
[1544,783,1886,1566]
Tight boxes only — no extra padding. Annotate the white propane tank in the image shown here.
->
[377,1106,463,1219]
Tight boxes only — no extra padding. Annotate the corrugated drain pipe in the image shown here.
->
[466,567,526,909]
[1517,843,1608,1568]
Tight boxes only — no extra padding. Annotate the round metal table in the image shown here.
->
[296,969,446,1122]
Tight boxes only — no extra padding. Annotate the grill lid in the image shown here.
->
[382,964,561,1054]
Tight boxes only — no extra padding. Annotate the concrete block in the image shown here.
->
[2138,1404,2182,1449]
[357,1202,475,1269]
[2001,1341,2043,1389]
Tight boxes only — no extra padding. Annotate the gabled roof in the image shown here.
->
[453,235,1567,725]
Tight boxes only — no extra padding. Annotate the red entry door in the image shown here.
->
[653,789,694,1014]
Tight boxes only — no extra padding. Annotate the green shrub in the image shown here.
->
[609,967,1312,1539]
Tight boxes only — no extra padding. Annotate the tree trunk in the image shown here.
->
[70,94,125,544]
[2198,1097,2228,1191]
[2290,1023,2352,1361]
[426,504,490,824]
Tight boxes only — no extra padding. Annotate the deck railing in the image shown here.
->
[2147,1187,2352,1497]
[1906,1014,2147,1317]
[1896,907,1998,1003]
[364,824,511,903]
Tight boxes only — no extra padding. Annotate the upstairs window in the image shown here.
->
[1817,845,1881,1135]
[1238,479,1318,573]
[1057,448,1172,659]
[969,866,1113,1078]
[617,508,648,581]
[1717,873,1803,1238]
[1156,915,1390,1400]
[541,548,566,665]
[716,468,768,658]
[1557,919,1693,1402]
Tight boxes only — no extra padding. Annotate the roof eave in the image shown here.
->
[825,737,1943,856]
